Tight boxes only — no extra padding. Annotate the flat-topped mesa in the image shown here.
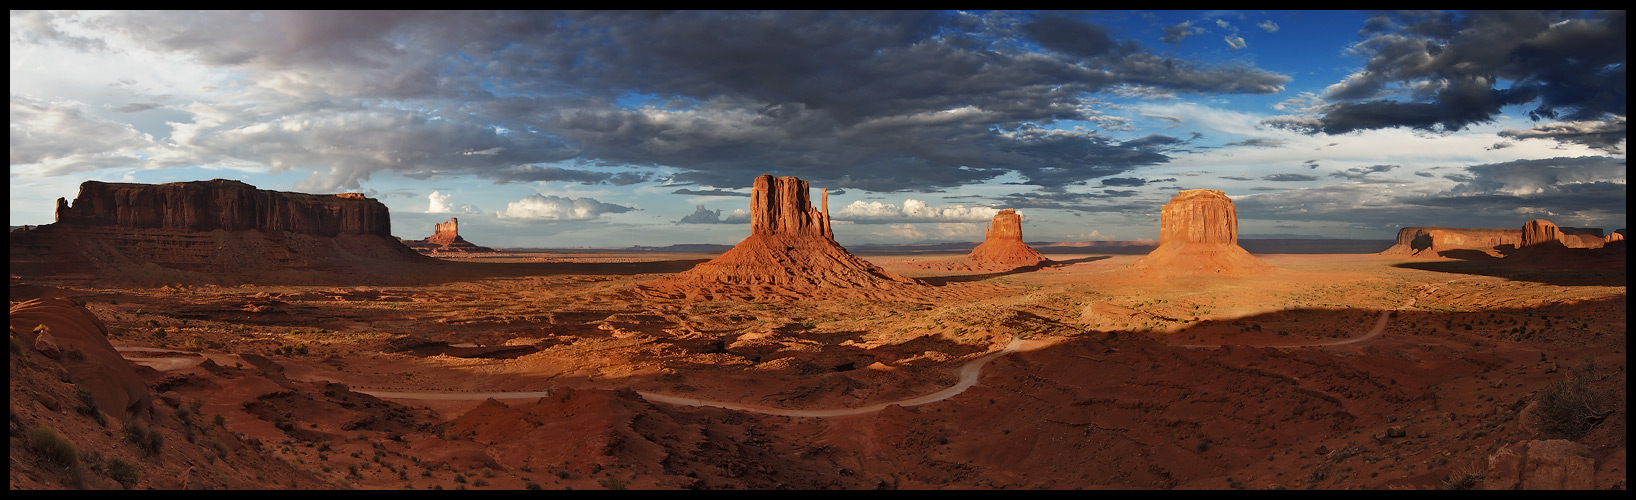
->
[644,174,918,300]
[54,179,393,237]
[750,174,834,239]
[13,179,428,285]
[1132,189,1271,275]
[1380,227,1522,258]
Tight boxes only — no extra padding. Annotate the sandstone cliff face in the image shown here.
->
[645,174,917,301]
[1380,227,1522,258]
[1522,219,1605,249]
[12,179,428,285]
[1132,189,1271,275]
[55,179,393,237]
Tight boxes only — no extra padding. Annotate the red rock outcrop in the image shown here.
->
[1522,219,1605,249]
[1131,189,1272,275]
[918,209,1049,272]
[1484,439,1597,490]
[1608,231,1626,243]
[9,297,153,423]
[403,217,496,255]
[10,179,430,285]
[643,174,920,300]
[1379,227,1523,258]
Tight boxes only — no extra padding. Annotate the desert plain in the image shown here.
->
[10,239,1626,490]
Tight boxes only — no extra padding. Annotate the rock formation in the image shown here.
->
[1380,227,1523,258]
[1130,189,1272,275]
[643,174,920,300]
[402,217,496,255]
[10,179,429,285]
[1521,219,1605,249]
[918,209,1049,272]
[1484,439,1597,490]
[9,297,153,423]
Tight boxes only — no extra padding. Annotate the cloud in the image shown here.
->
[670,188,749,197]
[834,199,1000,223]
[10,94,156,175]
[1265,10,1626,147]
[1258,21,1279,33]
[426,190,481,214]
[1263,173,1321,182]
[1160,21,1205,45]
[11,10,1294,194]
[495,194,634,220]
[1224,35,1246,50]
[1328,164,1400,181]
[1498,117,1627,154]
[676,205,750,224]
[1224,138,1286,148]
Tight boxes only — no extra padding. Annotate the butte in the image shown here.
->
[1130,189,1272,276]
[402,217,497,255]
[920,209,1050,272]
[642,174,921,301]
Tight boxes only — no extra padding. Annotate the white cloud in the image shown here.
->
[496,194,634,220]
[428,191,452,213]
[834,199,999,223]
[1225,36,1247,50]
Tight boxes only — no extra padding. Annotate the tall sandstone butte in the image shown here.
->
[1131,189,1271,275]
[405,217,496,254]
[924,208,1049,272]
[12,179,427,285]
[1521,219,1605,249]
[645,174,918,300]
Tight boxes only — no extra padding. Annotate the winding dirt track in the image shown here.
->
[115,283,1446,418]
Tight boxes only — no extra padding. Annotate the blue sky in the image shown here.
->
[10,10,1626,247]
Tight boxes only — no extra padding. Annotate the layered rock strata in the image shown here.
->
[403,217,496,254]
[1521,219,1605,249]
[9,297,153,423]
[10,179,428,285]
[644,174,919,300]
[1131,189,1272,275]
[1379,227,1523,258]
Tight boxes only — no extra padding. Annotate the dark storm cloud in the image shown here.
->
[1264,173,1320,182]
[489,164,650,185]
[32,10,1292,193]
[1266,10,1626,147]
[1499,117,1627,154]
[1099,177,1148,187]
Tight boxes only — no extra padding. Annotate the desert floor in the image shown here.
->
[10,250,1627,490]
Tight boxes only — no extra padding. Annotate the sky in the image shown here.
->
[9,10,1627,248]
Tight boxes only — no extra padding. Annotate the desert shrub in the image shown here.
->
[1437,469,1483,490]
[28,425,79,469]
[598,477,626,490]
[123,419,164,458]
[526,482,542,490]
[211,438,229,458]
[76,388,107,427]
[1532,360,1615,440]
[214,414,226,427]
[106,458,139,488]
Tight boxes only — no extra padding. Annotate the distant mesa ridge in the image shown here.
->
[1381,220,1606,258]
[1131,189,1272,275]
[12,179,428,285]
[54,179,393,237]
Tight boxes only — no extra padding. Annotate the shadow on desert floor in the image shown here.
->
[1391,259,1625,287]
[916,256,1111,285]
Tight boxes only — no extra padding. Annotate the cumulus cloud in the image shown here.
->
[1224,36,1246,50]
[676,205,751,224]
[1258,21,1279,33]
[1328,164,1400,181]
[426,190,481,214]
[1498,117,1627,154]
[10,94,156,175]
[834,199,1000,224]
[495,194,634,220]
[1160,20,1205,44]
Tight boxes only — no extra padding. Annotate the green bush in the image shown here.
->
[123,419,164,458]
[28,425,79,469]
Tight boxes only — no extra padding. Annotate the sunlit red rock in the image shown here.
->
[403,217,496,254]
[1131,189,1271,275]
